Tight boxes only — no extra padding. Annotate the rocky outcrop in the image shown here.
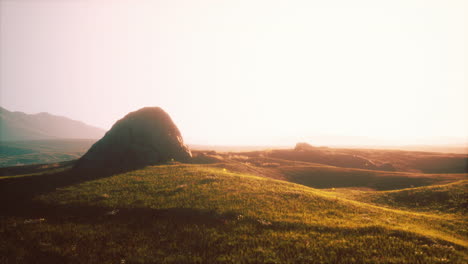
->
[294,142,316,151]
[75,107,191,170]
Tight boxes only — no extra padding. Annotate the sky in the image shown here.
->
[0,0,466,146]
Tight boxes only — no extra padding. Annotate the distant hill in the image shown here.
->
[0,107,105,141]
[189,144,290,152]
[0,139,97,167]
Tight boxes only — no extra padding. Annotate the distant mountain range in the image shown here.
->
[0,107,105,141]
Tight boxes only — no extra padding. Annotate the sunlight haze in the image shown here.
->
[1,0,466,146]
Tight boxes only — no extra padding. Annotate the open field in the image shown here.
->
[2,0,466,262]
[192,150,466,190]
[331,180,468,214]
[0,155,466,263]
[2,139,467,172]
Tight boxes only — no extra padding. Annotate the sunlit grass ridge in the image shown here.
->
[29,163,467,263]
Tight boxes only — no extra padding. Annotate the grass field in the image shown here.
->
[333,180,468,214]
[0,161,466,263]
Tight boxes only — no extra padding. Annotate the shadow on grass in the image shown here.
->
[3,200,462,250]
[0,160,77,177]
[0,161,246,230]
[288,172,439,190]
[0,162,162,217]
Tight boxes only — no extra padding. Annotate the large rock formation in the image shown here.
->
[294,142,317,151]
[75,107,192,170]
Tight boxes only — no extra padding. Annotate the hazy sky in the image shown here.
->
[1,0,466,146]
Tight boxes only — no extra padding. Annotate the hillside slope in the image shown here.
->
[0,164,466,263]
[337,180,468,214]
[266,148,468,174]
[0,107,105,141]
[195,152,467,190]
[276,165,465,190]
[201,145,468,174]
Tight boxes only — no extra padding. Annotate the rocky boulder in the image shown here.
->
[75,107,192,170]
[294,142,316,151]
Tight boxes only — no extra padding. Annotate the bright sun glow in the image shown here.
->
[0,0,466,146]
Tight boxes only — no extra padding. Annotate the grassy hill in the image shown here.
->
[335,180,468,214]
[0,163,466,263]
[266,148,468,174]
[195,152,466,190]
[276,165,464,190]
